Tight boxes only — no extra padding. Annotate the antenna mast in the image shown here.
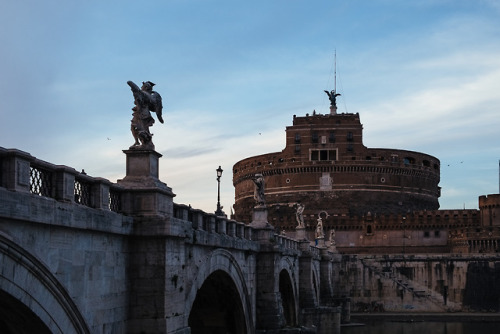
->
[334,49,337,93]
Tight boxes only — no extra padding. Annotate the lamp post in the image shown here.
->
[215,166,224,216]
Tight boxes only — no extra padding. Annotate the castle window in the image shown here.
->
[424,231,430,238]
[434,230,441,237]
[312,132,318,143]
[295,145,300,154]
[295,133,301,143]
[366,225,373,234]
[347,132,353,142]
[403,157,415,165]
[347,143,353,152]
[310,149,337,161]
[423,160,430,167]
[329,131,336,143]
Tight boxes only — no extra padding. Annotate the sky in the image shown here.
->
[1,0,500,215]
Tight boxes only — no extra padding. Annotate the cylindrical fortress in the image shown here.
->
[233,112,441,228]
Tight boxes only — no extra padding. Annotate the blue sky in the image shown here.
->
[1,0,500,214]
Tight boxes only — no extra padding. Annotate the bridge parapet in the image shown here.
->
[0,147,124,213]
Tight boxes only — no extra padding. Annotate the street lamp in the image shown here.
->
[215,166,224,216]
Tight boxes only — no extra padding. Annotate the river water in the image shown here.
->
[342,321,500,334]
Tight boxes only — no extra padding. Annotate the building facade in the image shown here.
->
[233,111,440,225]
[232,110,499,254]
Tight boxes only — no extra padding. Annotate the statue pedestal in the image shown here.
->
[250,206,273,229]
[118,149,175,217]
[295,227,307,241]
[316,237,326,248]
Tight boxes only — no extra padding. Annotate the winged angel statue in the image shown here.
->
[127,80,164,149]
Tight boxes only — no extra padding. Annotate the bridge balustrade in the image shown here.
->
[0,147,124,213]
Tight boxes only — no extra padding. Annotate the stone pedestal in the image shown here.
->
[250,206,272,229]
[316,237,326,248]
[117,149,175,217]
[295,226,307,241]
[329,243,338,253]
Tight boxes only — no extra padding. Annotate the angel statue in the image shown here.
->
[324,89,341,108]
[295,203,305,229]
[253,173,266,207]
[127,80,164,149]
[315,217,325,240]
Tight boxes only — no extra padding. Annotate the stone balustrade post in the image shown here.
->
[1,148,34,193]
[191,210,203,230]
[235,222,245,238]
[217,218,227,235]
[244,225,253,241]
[227,220,236,237]
[91,177,112,210]
[208,216,216,233]
[54,165,77,202]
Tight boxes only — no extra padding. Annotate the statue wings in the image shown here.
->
[151,91,164,123]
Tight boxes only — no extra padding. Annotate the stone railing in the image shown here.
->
[1,147,323,255]
[0,147,124,213]
[173,203,255,241]
[172,203,316,255]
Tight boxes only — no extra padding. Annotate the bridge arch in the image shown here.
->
[186,248,254,334]
[0,234,90,334]
[277,257,299,326]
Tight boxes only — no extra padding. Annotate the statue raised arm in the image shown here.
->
[127,80,164,149]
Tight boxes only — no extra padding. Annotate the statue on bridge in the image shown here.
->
[253,174,266,207]
[329,228,336,246]
[295,203,305,229]
[315,217,325,245]
[127,80,164,149]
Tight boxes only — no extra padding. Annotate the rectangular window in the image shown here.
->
[312,132,318,143]
[347,132,353,142]
[295,133,301,143]
[310,149,337,161]
[329,131,335,143]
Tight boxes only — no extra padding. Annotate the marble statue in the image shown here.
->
[315,217,325,240]
[253,174,265,207]
[127,80,164,149]
[329,228,336,246]
[295,203,305,228]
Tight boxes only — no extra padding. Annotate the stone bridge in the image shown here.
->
[0,147,343,334]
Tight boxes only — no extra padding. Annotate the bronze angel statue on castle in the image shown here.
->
[127,80,164,149]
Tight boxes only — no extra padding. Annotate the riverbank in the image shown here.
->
[350,312,500,322]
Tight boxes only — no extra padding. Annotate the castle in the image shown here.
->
[232,106,500,254]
